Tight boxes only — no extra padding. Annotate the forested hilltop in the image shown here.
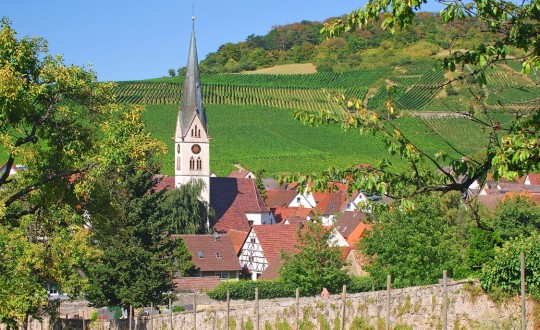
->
[188,12,501,74]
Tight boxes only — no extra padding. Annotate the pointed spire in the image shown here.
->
[176,17,207,139]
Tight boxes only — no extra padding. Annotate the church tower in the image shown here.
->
[175,17,210,204]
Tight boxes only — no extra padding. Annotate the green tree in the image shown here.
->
[161,179,212,235]
[84,166,194,308]
[168,68,176,77]
[360,194,464,288]
[491,195,540,239]
[255,169,267,201]
[279,221,349,295]
[0,18,163,327]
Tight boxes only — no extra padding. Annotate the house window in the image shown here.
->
[176,156,181,170]
[197,250,204,259]
[296,197,301,203]
[215,271,229,279]
[215,252,222,258]
[250,238,256,244]
[248,256,254,263]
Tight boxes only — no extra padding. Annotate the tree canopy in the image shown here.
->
[279,221,349,295]
[0,18,165,327]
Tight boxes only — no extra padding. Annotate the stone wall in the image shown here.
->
[6,280,537,329]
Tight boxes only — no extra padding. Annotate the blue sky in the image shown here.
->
[4,1,443,82]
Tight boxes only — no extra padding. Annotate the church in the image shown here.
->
[172,18,275,232]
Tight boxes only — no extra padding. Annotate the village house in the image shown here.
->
[173,234,242,292]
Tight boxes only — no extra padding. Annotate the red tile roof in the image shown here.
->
[314,191,347,215]
[526,174,540,185]
[252,225,301,264]
[211,177,269,233]
[228,169,254,179]
[265,190,298,207]
[153,175,175,191]
[259,254,283,280]
[173,235,242,272]
[271,206,313,223]
[173,277,221,293]
[335,211,369,239]
[227,229,249,255]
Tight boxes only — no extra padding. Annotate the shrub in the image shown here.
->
[90,311,98,321]
[107,306,122,320]
[207,280,297,300]
[480,232,540,300]
[171,306,185,313]
[348,276,378,293]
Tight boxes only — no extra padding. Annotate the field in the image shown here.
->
[143,103,497,177]
[242,63,317,74]
[3,61,531,178]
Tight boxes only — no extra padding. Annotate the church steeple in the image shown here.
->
[176,17,207,139]
[174,17,210,206]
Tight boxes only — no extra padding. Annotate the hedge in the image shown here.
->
[207,280,297,300]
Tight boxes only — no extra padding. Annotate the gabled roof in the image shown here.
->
[174,235,242,272]
[211,177,269,233]
[335,211,368,239]
[265,190,298,208]
[227,229,249,255]
[251,225,300,264]
[228,169,254,179]
[176,18,207,139]
[525,174,540,185]
[271,206,313,223]
[314,191,347,215]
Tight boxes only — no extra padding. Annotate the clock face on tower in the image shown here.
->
[191,144,201,154]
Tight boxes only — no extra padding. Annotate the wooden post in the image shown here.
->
[295,288,300,330]
[340,285,347,330]
[443,270,447,330]
[227,290,230,330]
[129,305,132,330]
[193,294,197,330]
[255,287,259,330]
[82,311,85,330]
[150,302,154,330]
[521,252,526,330]
[169,297,173,330]
[386,275,391,330]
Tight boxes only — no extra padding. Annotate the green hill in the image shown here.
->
[114,58,533,177]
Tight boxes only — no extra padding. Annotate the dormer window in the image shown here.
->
[215,252,222,258]
[197,250,204,259]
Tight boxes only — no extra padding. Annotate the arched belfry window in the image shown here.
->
[196,157,202,170]
[191,129,194,137]
[176,156,181,170]
[189,157,195,170]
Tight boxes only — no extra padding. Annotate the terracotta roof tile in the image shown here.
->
[211,177,269,233]
[335,211,368,239]
[173,235,242,272]
[271,206,313,223]
[526,174,540,185]
[173,277,221,293]
[314,191,347,215]
[259,254,283,280]
[153,175,175,191]
[228,169,254,179]
[227,229,249,255]
[252,225,301,264]
[265,190,297,208]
